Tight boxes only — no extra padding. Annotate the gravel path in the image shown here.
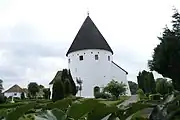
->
[117,95,137,108]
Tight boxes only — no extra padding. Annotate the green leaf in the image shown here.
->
[67,98,98,120]
[117,103,154,120]
[87,102,119,120]
[46,98,72,112]
[35,108,67,120]
[6,102,36,120]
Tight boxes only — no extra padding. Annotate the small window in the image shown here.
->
[95,55,98,60]
[68,59,71,63]
[79,55,83,61]
[108,56,110,61]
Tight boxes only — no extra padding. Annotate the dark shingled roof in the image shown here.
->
[66,16,113,56]
[112,61,128,75]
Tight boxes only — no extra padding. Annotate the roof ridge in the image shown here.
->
[112,61,128,75]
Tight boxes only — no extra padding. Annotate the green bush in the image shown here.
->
[0,102,26,109]
[149,94,161,100]
[14,97,20,100]
[6,102,36,120]
[131,116,148,120]
[21,92,25,100]
[0,94,6,104]
[137,89,146,101]
[0,97,156,120]
[94,92,111,99]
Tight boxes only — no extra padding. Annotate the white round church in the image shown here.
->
[66,15,131,97]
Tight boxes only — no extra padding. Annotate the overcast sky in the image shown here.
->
[0,0,180,90]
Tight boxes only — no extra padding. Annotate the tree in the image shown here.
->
[0,94,6,104]
[156,78,173,96]
[76,78,83,96]
[43,88,51,99]
[137,70,156,94]
[64,79,72,97]
[128,81,138,95]
[21,92,25,99]
[148,9,180,90]
[39,85,44,89]
[68,70,77,95]
[52,80,64,102]
[28,82,39,98]
[103,80,126,99]
[52,69,76,101]
[61,69,69,82]
[0,79,3,93]
[61,69,73,97]
[137,89,146,101]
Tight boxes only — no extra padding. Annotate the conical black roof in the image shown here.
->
[66,16,113,56]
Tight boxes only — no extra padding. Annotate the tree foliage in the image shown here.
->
[39,85,44,89]
[156,78,173,96]
[68,70,77,95]
[64,79,72,97]
[0,93,6,104]
[0,79,3,93]
[137,70,156,94]
[103,80,126,99]
[52,69,77,101]
[148,9,180,90]
[43,88,51,99]
[28,82,39,98]
[137,89,146,101]
[20,92,25,100]
[52,80,64,102]
[128,81,138,95]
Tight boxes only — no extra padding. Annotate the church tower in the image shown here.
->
[66,15,131,97]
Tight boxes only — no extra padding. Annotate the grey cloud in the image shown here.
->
[113,48,149,82]
[0,23,67,58]
[0,22,67,85]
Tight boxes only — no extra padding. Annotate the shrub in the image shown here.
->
[94,92,111,99]
[137,89,146,101]
[52,80,64,102]
[37,97,43,99]
[103,80,127,99]
[0,102,26,109]
[21,92,25,100]
[149,94,161,100]
[14,97,20,100]
[0,94,6,104]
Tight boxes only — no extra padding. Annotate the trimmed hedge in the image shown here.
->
[149,94,161,100]
[94,92,111,99]
[0,102,26,109]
